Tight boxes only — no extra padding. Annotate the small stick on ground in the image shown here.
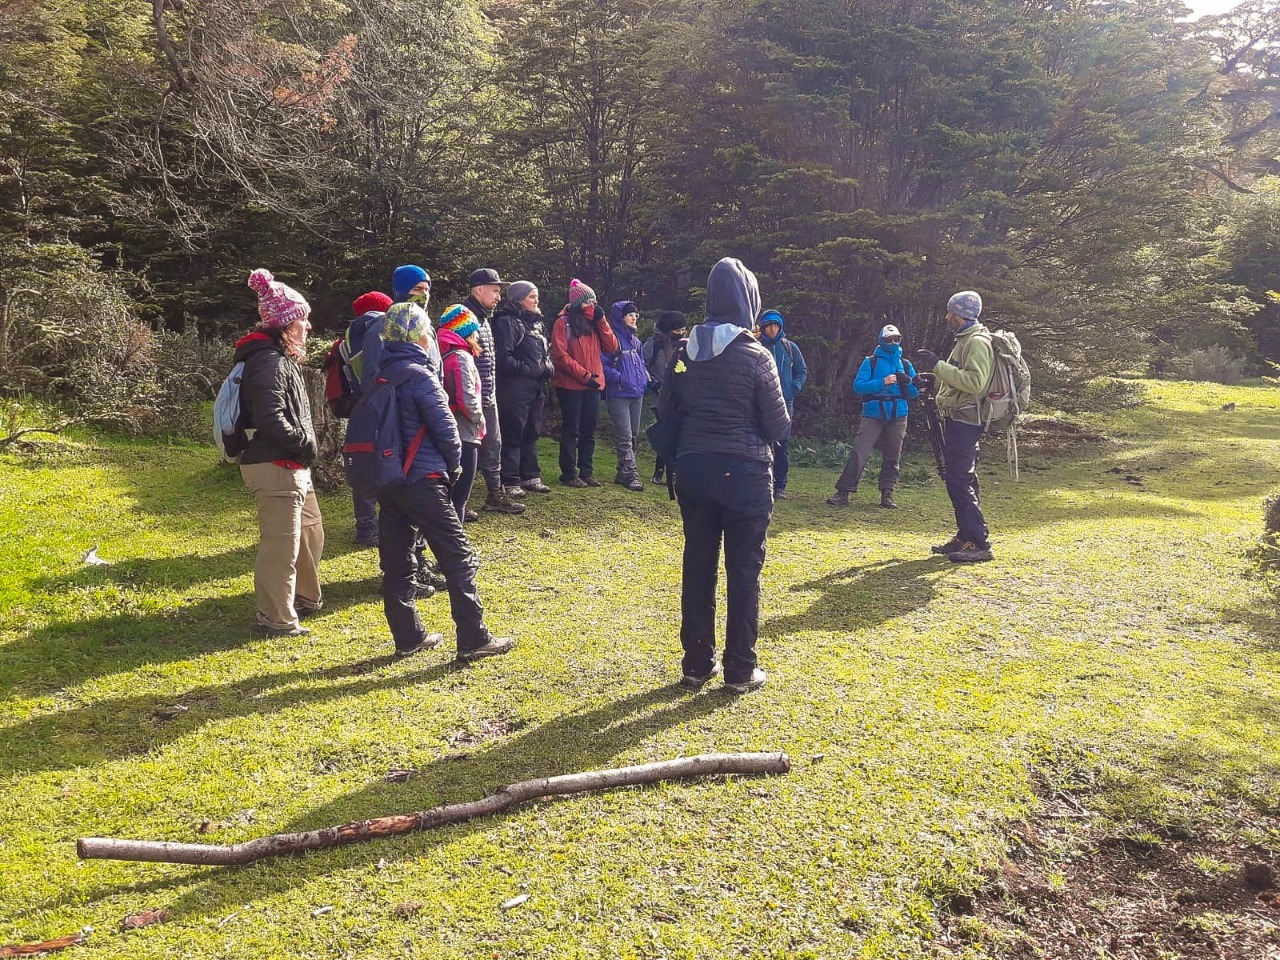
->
[78,752,790,867]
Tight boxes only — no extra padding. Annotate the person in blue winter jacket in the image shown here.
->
[827,324,919,509]
[758,310,807,498]
[372,304,514,663]
[603,300,650,491]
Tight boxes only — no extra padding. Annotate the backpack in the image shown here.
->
[341,367,428,492]
[980,329,1032,479]
[323,337,356,419]
[212,361,249,463]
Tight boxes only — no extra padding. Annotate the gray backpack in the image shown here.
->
[980,330,1031,478]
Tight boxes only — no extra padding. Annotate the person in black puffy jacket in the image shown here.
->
[492,281,555,493]
[373,303,515,663]
[237,268,323,638]
[658,257,789,694]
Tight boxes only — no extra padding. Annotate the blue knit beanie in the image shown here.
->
[392,265,430,302]
[947,291,982,321]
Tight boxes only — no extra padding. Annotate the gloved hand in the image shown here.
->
[913,372,935,393]
[913,349,939,371]
[894,371,912,387]
[647,379,662,394]
[449,464,463,485]
[586,373,603,391]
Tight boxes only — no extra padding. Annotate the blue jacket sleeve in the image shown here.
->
[853,357,880,396]
[414,370,462,472]
[790,342,808,394]
[903,359,920,400]
[602,349,622,389]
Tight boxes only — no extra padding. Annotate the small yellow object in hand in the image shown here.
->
[674,359,687,374]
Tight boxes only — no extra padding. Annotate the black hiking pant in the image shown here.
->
[942,419,989,547]
[675,454,773,684]
[556,387,600,481]
[378,478,491,653]
[498,378,546,484]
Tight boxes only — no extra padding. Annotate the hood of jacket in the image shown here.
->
[378,337,432,370]
[689,257,760,362]
[233,330,279,362]
[608,300,641,350]
[437,326,475,356]
[759,309,786,346]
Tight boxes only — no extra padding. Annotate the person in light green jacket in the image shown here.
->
[913,291,995,564]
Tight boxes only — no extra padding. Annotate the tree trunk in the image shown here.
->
[78,753,790,867]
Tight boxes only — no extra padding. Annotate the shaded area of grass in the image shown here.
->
[0,380,1278,959]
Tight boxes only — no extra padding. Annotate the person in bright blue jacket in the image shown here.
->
[758,310,807,498]
[827,324,919,509]
[373,306,514,663]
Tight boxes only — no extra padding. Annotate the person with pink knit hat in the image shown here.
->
[234,268,324,637]
[550,279,618,486]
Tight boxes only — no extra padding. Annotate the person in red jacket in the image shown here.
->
[550,279,618,486]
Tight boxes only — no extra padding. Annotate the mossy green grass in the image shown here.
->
[0,380,1277,958]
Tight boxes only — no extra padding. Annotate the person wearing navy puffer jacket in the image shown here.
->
[827,324,919,509]
[603,300,650,491]
[373,306,514,663]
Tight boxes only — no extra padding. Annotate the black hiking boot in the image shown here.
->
[679,663,721,690]
[948,541,994,563]
[826,491,850,506]
[879,491,898,509]
[931,535,964,556]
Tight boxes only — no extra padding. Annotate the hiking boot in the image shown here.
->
[395,633,443,658]
[355,532,379,548]
[483,493,526,515]
[561,477,588,488]
[297,605,323,620]
[949,542,994,564]
[931,535,964,555]
[826,491,850,506]
[651,471,664,485]
[456,636,515,663]
[774,488,788,500]
[625,477,645,492]
[521,479,552,494]
[414,583,437,600]
[503,485,527,498]
[464,508,480,522]
[679,663,721,690]
[582,476,602,488]
[724,668,767,694]
[415,564,446,590]
[879,491,898,510]
[253,623,311,638]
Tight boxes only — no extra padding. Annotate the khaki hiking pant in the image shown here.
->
[240,462,324,630]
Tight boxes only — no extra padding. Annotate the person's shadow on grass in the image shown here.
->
[70,683,737,923]
[763,557,956,639]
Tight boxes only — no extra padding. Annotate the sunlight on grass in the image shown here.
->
[0,381,1277,958]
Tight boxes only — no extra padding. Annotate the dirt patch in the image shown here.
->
[939,793,1280,958]
[1015,416,1106,456]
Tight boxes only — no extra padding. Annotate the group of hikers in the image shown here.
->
[230,260,997,693]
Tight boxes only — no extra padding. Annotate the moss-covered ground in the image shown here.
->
[0,380,1277,958]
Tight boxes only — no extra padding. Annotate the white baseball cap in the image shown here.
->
[879,324,902,340]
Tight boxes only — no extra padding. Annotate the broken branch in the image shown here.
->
[78,752,790,867]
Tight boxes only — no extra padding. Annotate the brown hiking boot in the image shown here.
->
[879,491,898,509]
[826,491,850,506]
[949,541,994,563]
[931,535,964,555]
[482,493,526,515]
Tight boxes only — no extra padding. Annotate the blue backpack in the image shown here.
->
[341,367,428,491]
[213,361,249,463]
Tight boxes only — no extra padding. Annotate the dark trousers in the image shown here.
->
[498,379,545,483]
[556,387,600,481]
[835,415,908,493]
[675,454,773,683]
[479,394,502,494]
[942,419,989,546]
[452,442,480,523]
[377,478,489,653]
[353,486,378,541]
[770,400,793,491]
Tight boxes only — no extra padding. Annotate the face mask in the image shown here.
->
[581,304,595,321]
[408,291,429,308]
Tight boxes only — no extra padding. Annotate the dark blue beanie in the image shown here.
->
[392,265,430,302]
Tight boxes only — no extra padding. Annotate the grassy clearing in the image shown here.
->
[0,380,1278,959]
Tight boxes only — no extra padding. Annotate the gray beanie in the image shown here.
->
[947,290,983,321]
[507,280,538,304]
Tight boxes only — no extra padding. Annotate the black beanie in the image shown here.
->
[657,311,686,333]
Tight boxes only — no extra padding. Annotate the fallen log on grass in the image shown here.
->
[78,752,790,867]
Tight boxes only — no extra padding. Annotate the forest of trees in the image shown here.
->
[1,0,1278,433]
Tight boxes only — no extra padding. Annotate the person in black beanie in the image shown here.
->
[642,311,687,484]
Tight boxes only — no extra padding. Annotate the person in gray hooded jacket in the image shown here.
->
[658,257,789,694]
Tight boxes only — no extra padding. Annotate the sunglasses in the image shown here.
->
[884,337,902,344]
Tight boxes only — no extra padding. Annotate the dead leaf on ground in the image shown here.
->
[392,902,423,918]
[121,908,168,931]
[383,769,415,784]
[0,929,90,956]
